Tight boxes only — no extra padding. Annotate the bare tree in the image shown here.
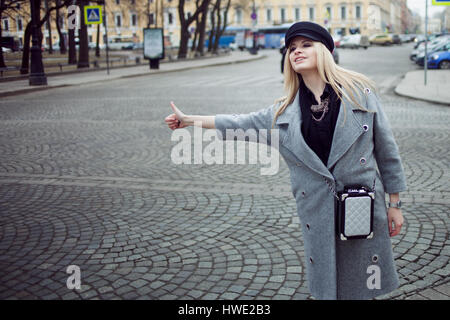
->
[177,0,210,59]
[212,0,230,53]
[55,0,66,54]
[19,0,70,74]
[207,0,231,54]
[195,0,209,56]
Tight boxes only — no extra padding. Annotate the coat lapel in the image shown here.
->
[275,90,334,180]
[326,89,365,170]
[275,88,365,178]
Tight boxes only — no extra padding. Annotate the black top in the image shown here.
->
[299,79,341,166]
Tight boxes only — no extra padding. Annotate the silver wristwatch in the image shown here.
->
[388,200,402,209]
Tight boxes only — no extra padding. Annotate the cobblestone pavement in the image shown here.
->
[0,47,449,300]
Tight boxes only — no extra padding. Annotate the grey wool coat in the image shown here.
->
[214,87,407,300]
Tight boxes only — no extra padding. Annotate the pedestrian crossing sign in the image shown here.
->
[84,5,102,25]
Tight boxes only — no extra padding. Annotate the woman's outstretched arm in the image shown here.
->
[165,101,215,130]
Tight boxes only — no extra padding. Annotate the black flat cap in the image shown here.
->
[285,21,334,53]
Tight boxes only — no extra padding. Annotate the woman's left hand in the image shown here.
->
[387,208,404,237]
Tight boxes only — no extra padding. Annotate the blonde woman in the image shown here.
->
[164,22,406,300]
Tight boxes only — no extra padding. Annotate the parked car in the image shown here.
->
[1,36,20,51]
[411,36,450,61]
[425,50,450,69]
[332,49,339,64]
[389,34,401,44]
[369,34,393,45]
[399,34,408,43]
[416,41,450,66]
[339,35,368,49]
[333,35,342,48]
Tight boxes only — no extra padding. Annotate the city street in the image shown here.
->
[0,42,449,300]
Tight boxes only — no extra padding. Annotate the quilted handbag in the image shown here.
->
[335,186,375,240]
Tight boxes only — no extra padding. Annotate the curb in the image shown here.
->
[0,51,233,83]
[394,86,450,106]
[394,70,450,106]
[0,54,266,98]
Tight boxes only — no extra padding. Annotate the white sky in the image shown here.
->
[407,0,446,18]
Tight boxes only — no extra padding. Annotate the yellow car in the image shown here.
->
[369,34,394,45]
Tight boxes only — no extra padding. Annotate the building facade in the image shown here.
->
[1,0,414,50]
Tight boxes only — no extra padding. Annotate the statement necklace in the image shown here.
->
[310,97,330,122]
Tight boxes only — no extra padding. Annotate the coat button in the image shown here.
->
[306,223,310,230]
[372,255,379,263]
[301,191,306,197]
[360,157,367,165]
[364,87,371,94]
[363,124,369,131]
[309,257,313,264]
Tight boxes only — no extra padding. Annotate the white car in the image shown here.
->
[340,35,364,49]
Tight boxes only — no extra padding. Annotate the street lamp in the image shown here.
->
[29,0,47,86]
[249,0,258,55]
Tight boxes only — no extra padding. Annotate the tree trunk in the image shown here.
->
[20,22,32,74]
[212,0,222,53]
[207,5,216,52]
[45,0,53,54]
[196,3,208,56]
[0,14,5,68]
[68,28,76,64]
[178,0,210,59]
[55,1,67,54]
[77,0,89,68]
[95,23,100,57]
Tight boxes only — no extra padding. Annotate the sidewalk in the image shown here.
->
[0,50,266,97]
[394,69,450,105]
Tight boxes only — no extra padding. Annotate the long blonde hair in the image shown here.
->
[271,41,377,128]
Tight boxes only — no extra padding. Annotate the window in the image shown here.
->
[235,8,242,24]
[355,5,361,20]
[341,6,346,20]
[17,17,23,31]
[266,8,272,22]
[131,13,137,26]
[149,13,154,25]
[326,6,332,19]
[280,8,286,23]
[294,8,300,21]
[115,14,122,27]
[309,7,315,21]
[168,12,173,24]
[115,0,120,4]
[3,18,9,32]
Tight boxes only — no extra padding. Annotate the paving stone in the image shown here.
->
[0,59,448,302]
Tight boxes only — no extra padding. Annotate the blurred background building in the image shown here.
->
[1,0,448,51]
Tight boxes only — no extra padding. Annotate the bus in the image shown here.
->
[257,24,292,49]
[203,26,251,50]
